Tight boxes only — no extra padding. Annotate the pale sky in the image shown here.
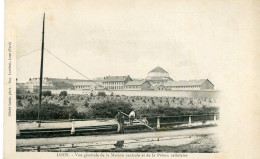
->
[13,0,251,90]
[7,0,260,156]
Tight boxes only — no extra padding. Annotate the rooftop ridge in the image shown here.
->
[149,66,168,73]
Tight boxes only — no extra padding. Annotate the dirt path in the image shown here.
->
[17,126,217,147]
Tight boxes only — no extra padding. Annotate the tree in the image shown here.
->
[91,100,132,118]
[42,90,52,96]
[16,103,88,120]
[59,91,68,97]
[97,91,106,97]
[84,100,89,107]
[16,87,27,94]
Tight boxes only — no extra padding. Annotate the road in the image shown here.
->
[17,126,217,147]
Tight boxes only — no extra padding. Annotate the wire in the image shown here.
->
[44,48,113,94]
[16,48,41,59]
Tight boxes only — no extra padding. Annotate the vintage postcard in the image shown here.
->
[3,0,260,158]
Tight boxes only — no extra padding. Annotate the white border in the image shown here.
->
[1,0,5,158]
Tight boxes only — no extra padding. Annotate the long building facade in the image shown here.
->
[103,75,132,90]
[124,80,151,90]
[20,66,215,93]
[163,79,214,91]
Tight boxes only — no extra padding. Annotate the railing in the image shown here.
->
[149,114,219,129]
[16,114,219,138]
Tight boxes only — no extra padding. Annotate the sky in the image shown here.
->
[7,1,260,155]
[12,0,251,90]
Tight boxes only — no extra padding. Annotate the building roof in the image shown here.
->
[29,77,92,83]
[125,80,150,86]
[48,78,90,83]
[93,77,105,82]
[146,76,173,81]
[74,81,103,86]
[103,75,132,82]
[149,66,168,73]
[163,79,213,87]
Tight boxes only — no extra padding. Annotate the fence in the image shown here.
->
[16,114,219,138]
[149,114,219,129]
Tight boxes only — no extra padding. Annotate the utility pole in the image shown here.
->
[38,13,45,127]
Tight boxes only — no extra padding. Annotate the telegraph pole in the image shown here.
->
[38,13,45,127]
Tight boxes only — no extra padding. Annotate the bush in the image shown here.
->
[138,106,219,117]
[63,99,69,105]
[97,91,106,97]
[16,103,87,120]
[83,100,89,107]
[59,91,68,97]
[42,90,52,96]
[16,87,27,94]
[91,100,132,118]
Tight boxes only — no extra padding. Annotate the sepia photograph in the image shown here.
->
[14,1,220,153]
[3,0,260,158]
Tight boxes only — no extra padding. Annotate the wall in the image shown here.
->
[147,72,169,77]
[51,89,219,98]
[167,86,201,91]
[124,86,141,91]
[110,90,219,98]
[141,81,151,90]
[200,80,214,90]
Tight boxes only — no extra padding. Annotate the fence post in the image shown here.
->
[71,121,75,135]
[214,115,217,124]
[69,114,71,122]
[157,116,160,129]
[16,123,20,137]
[188,115,191,126]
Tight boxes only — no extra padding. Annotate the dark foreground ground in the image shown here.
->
[17,133,219,153]
[137,134,219,153]
[65,134,219,153]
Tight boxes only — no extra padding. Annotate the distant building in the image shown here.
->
[26,77,91,92]
[16,79,29,94]
[155,85,167,91]
[42,77,90,84]
[74,81,104,91]
[124,80,151,90]
[163,79,214,91]
[146,66,173,86]
[27,77,91,85]
[16,79,27,89]
[26,78,55,92]
[103,75,132,90]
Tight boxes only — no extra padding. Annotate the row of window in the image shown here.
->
[103,82,124,85]
[125,86,141,89]
[104,86,124,90]
[151,81,166,84]
[76,86,90,88]
[169,86,201,88]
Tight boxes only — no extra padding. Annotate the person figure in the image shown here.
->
[143,117,148,125]
[121,116,125,134]
[129,110,135,125]
[115,111,124,133]
[114,140,124,148]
